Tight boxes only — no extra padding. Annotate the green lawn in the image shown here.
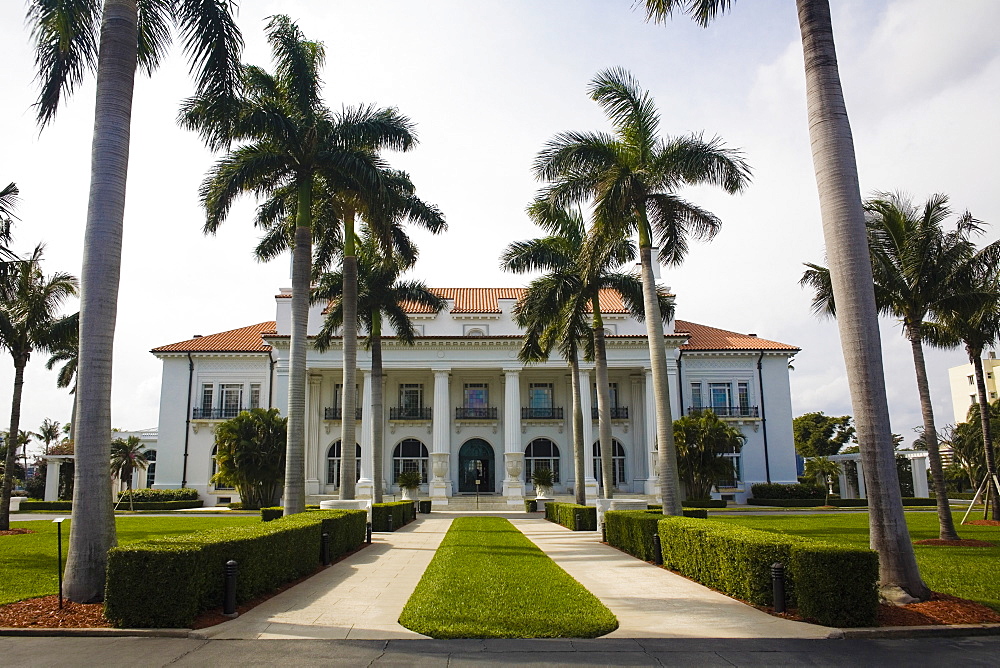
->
[713,512,1000,612]
[399,517,618,638]
[1,516,261,605]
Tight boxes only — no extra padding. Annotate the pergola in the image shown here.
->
[826,451,930,499]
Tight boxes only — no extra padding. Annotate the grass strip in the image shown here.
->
[399,517,617,638]
[714,511,1000,612]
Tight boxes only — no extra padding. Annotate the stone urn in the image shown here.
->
[431,454,449,481]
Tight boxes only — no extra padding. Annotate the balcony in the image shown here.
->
[521,407,564,420]
[455,406,497,420]
[390,406,433,420]
[324,407,362,420]
[687,406,759,418]
[192,407,245,420]
[591,406,629,420]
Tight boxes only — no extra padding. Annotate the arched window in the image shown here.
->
[327,440,361,488]
[211,445,234,490]
[145,449,157,488]
[593,439,626,488]
[392,439,429,484]
[466,327,486,337]
[524,438,560,483]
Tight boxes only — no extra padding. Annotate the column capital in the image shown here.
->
[309,374,322,385]
[502,368,521,376]
[432,368,451,377]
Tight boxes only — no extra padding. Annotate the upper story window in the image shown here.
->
[466,327,486,337]
[969,375,976,385]
[738,381,750,411]
[529,383,553,409]
[591,383,619,408]
[200,384,214,413]
[709,382,731,410]
[220,383,243,418]
[399,383,424,412]
[250,383,261,409]
[464,383,488,408]
[690,382,702,410]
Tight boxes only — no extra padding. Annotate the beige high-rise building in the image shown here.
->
[948,349,1000,424]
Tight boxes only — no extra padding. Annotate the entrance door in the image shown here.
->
[458,439,495,493]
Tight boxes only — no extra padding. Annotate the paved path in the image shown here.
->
[509,517,836,639]
[195,516,453,640]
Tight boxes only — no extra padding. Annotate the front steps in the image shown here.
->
[306,492,660,511]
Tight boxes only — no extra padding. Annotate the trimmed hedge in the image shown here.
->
[117,488,199,502]
[524,499,538,513]
[17,500,72,511]
[649,504,718,513]
[748,497,937,507]
[604,510,663,561]
[750,483,826,499]
[657,517,877,627]
[104,509,367,628]
[372,501,415,532]
[544,502,597,531]
[682,499,727,508]
[259,505,326,522]
[18,499,204,511]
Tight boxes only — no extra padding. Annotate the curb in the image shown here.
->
[0,627,192,638]
[839,623,1000,639]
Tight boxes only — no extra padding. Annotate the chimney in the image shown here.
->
[192,334,203,338]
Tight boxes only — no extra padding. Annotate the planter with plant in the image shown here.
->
[531,467,554,497]
[397,470,422,500]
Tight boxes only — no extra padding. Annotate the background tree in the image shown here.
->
[109,435,147,510]
[45,313,79,441]
[533,68,750,515]
[0,248,77,531]
[212,408,287,510]
[26,0,243,603]
[803,456,842,506]
[793,412,855,458]
[0,182,19,275]
[35,418,62,456]
[672,410,745,500]
[951,401,1000,517]
[639,0,929,600]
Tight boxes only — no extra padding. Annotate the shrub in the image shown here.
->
[788,543,878,627]
[748,497,937,508]
[104,509,366,628]
[261,507,283,522]
[682,498,727,508]
[604,510,663,560]
[119,500,203,511]
[117,488,199,502]
[544,502,596,531]
[371,501,415,531]
[683,508,708,519]
[418,500,432,514]
[18,500,72,511]
[750,483,825,499]
[524,499,537,513]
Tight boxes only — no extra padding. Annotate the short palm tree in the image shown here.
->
[802,193,1000,540]
[212,408,287,510]
[109,435,148,511]
[26,0,243,603]
[803,456,842,506]
[184,16,417,513]
[673,411,745,500]
[639,0,929,602]
[35,419,63,456]
[314,229,446,503]
[0,248,77,531]
[534,68,750,515]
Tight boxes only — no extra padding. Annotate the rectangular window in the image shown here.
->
[709,383,731,411]
[738,381,750,414]
[591,383,619,408]
[690,383,702,410]
[464,383,488,408]
[250,383,261,409]
[969,375,975,385]
[220,383,242,418]
[399,384,423,417]
[989,373,994,380]
[529,383,553,409]
[200,384,214,414]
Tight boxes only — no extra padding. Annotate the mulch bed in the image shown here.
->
[0,596,111,628]
[914,538,994,547]
[878,592,1000,626]
[965,520,1000,526]
[0,529,36,536]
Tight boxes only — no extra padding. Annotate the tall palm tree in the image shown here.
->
[639,0,929,600]
[26,0,243,603]
[0,248,77,531]
[35,418,63,456]
[109,435,148,510]
[184,16,417,514]
[534,68,750,515]
[501,199,670,498]
[0,182,18,272]
[802,193,1000,539]
[314,229,446,503]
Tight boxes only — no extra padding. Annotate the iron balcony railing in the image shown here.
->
[521,406,564,420]
[324,407,362,420]
[192,407,246,420]
[687,406,759,418]
[390,406,433,420]
[455,406,498,420]
[591,406,629,420]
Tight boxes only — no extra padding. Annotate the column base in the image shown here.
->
[644,478,660,496]
[356,477,374,499]
[429,479,451,502]
[306,478,321,496]
[585,477,599,503]
[503,479,525,504]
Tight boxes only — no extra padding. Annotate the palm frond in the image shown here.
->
[589,67,659,156]
[27,0,100,126]
[800,262,836,318]
[136,0,172,75]
[639,0,733,27]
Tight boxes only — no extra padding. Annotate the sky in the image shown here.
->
[2,0,999,458]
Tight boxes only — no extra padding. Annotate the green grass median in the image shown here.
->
[399,517,618,638]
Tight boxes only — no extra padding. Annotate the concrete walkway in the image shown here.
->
[194,516,453,640]
[509,517,838,639]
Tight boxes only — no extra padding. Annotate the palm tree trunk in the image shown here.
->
[371,313,384,504]
[69,390,77,445]
[971,351,1000,520]
[796,0,928,600]
[906,329,958,539]
[0,359,27,531]
[283,177,312,516]
[636,242,682,516]
[340,210,358,500]
[569,354,586,506]
[592,299,614,499]
[64,0,137,602]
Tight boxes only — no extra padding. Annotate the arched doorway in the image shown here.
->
[458,439,495,493]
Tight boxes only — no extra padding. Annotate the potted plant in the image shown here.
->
[531,467,554,497]
[397,470,421,501]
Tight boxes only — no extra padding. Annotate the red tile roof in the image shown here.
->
[403,287,631,314]
[151,322,275,353]
[674,320,798,352]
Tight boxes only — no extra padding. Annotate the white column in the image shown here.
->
[44,460,61,501]
[306,375,322,497]
[430,369,452,502]
[579,369,598,500]
[837,466,852,499]
[357,371,374,498]
[502,369,525,503]
[643,368,658,495]
[856,458,867,499]
[910,454,929,498]
[630,374,644,482]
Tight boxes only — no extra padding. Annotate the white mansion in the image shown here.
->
[151,285,800,506]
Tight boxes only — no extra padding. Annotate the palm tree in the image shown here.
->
[109,435,148,511]
[35,419,63,456]
[314,229,446,503]
[533,68,750,515]
[0,182,18,272]
[502,199,671,498]
[26,0,242,603]
[673,410,745,500]
[639,0,929,601]
[804,456,842,506]
[212,408,287,510]
[184,16,417,513]
[0,247,78,531]
[802,193,1000,539]
[45,321,79,441]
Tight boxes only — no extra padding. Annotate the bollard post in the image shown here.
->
[321,532,331,566]
[771,562,786,613]
[652,533,663,565]
[366,522,372,544]
[387,512,394,532]
[601,521,607,543]
[223,560,238,617]
[575,511,582,531]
